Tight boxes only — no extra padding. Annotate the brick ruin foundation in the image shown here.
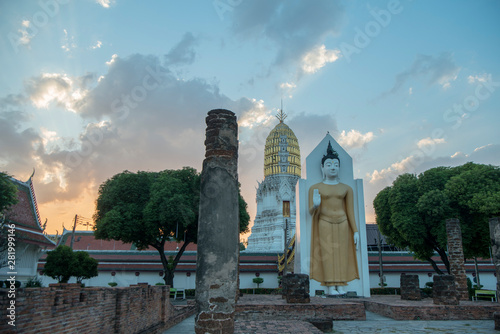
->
[433,275,459,305]
[489,217,500,302]
[0,283,171,334]
[400,274,421,301]
[282,273,310,303]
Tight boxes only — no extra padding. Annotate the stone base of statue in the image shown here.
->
[295,133,370,297]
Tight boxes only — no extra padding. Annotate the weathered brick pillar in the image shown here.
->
[195,109,239,334]
[282,274,310,303]
[446,218,469,301]
[489,217,500,303]
[400,274,421,301]
[433,275,459,305]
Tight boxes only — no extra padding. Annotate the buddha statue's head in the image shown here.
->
[321,141,340,180]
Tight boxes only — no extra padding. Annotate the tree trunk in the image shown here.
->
[427,257,444,275]
[474,256,481,288]
[435,247,451,274]
[165,269,174,287]
[154,239,192,288]
[152,240,171,287]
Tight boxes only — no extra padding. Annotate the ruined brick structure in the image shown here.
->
[489,217,500,302]
[400,274,421,301]
[446,218,469,301]
[433,274,459,305]
[0,283,171,334]
[282,273,310,303]
[195,109,239,334]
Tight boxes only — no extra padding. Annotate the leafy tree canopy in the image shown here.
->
[374,162,500,274]
[0,172,18,215]
[93,167,250,286]
[43,245,99,283]
[73,251,99,283]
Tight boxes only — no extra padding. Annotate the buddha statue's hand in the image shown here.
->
[313,189,321,208]
[354,232,359,250]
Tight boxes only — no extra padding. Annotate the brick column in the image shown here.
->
[489,217,500,302]
[446,218,468,301]
[433,275,459,305]
[282,274,310,303]
[195,109,239,334]
[400,274,421,301]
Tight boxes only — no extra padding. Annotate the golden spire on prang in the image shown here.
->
[276,100,287,123]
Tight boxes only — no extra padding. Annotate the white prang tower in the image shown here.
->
[246,108,301,252]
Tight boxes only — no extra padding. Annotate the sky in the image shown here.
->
[1,0,499,237]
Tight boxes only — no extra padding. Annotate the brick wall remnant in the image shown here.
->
[495,312,500,330]
[433,275,459,305]
[400,274,421,301]
[282,273,310,303]
[489,217,500,303]
[446,218,469,301]
[195,109,239,334]
[0,283,171,334]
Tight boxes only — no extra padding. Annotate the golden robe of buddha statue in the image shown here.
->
[309,142,359,294]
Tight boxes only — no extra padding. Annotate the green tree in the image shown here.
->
[0,172,18,215]
[43,245,77,283]
[445,163,500,259]
[253,277,264,288]
[0,172,19,269]
[374,163,500,275]
[44,246,99,283]
[93,167,250,287]
[73,251,99,284]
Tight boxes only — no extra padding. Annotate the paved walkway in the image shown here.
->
[330,310,496,333]
[164,311,496,333]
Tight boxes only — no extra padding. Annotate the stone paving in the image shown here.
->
[330,310,496,333]
[164,295,498,333]
[164,313,497,333]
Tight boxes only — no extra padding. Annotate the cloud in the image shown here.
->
[474,143,493,152]
[0,108,41,175]
[287,112,339,158]
[106,54,118,66]
[468,73,491,84]
[301,44,340,74]
[416,137,445,150]
[337,129,374,149]
[279,82,297,98]
[96,0,114,8]
[91,40,103,49]
[367,155,417,184]
[380,52,460,98]
[451,151,466,159]
[238,99,274,131]
[231,0,344,76]
[25,73,91,112]
[0,53,271,208]
[40,128,60,150]
[61,29,77,52]
[280,82,296,90]
[164,32,199,66]
[366,143,500,190]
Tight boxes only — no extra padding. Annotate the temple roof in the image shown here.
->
[3,175,56,248]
